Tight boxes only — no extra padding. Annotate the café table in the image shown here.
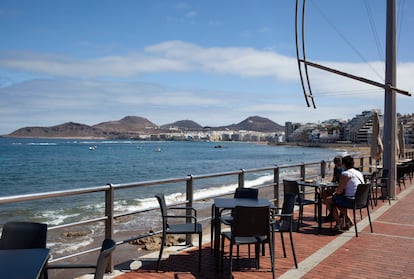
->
[361,171,374,181]
[0,248,50,279]
[297,180,338,232]
[212,197,274,269]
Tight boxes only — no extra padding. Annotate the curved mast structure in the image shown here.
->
[295,0,411,199]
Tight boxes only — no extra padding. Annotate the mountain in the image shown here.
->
[5,115,284,139]
[93,116,158,132]
[220,116,284,132]
[161,120,203,130]
[7,122,108,138]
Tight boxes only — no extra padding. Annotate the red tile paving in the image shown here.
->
[114,177,414,279]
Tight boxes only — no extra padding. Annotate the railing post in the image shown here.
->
[238,169,245,188]
[321,160,326,178]
[186,175,194,245]
[105,184,114,272]
[300,163,306,181]
[273,166,280,208]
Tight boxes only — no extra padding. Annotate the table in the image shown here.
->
[362,171,374,182]
[297,180,338,231]
[212,198,274,269]
[0,248,50,279]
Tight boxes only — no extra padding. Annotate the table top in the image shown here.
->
[362,171,374,176]
[214,198,274,209]
[297,180,338,188]
[0,248,50,279]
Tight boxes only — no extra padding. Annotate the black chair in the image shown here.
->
[221,188,259,225]
[283,179,318,231]
[342,184,374,237]
[270,193,298,268]
[155,194,203,272]
[220,206,274,279]
[397,163,409,190]
[372,169,391,205]
[211,188,258,254]
[45,238,116,279]
[0,221,47,250]
[219,188,259,257]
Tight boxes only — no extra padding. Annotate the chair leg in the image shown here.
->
[353,209,358,237]
[229,243,233,279]
[157,232,167,271]
[210,219,214,255]
[297,205,302,232]
[366,207,373,233]
[255,243,260,269]
[288,230,298,268]
[280,232,287,258]
[198,232,202,271]
[269,241,275,279]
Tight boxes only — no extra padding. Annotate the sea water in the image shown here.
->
[0,138,345,255]
[0,138,345,222]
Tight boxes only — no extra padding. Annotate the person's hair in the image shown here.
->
[342,155,354,169]
[333,156,342,164]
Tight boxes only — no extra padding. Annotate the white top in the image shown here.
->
[342,168,365,196]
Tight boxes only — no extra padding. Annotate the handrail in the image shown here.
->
[0,185,110,204]
[2,153,411,274]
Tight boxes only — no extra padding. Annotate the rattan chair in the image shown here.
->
[342,184,374,237]
[210,188,258,255]
[270,197,298,268]
[283,179,318,231]
[220,205,275,279]
[155,194,202,271]
[0,221,47,250]
[372,169,391,205]
[45,238,116,279]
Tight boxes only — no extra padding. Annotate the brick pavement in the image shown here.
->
[113,178,414,279]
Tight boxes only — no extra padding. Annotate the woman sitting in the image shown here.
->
[325,155,364,232]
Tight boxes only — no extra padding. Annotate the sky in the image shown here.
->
[0,0,413,135]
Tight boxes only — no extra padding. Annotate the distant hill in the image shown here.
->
[93,116,158,132]
[161,120,203,130]
[5,115,284,139]
[8,122,108,138]
[219,116,284,132]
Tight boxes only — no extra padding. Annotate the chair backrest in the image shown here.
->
[354,184,370,209]
[0,221,47,250]
[155,194,168,230]
[380,169,389,185]
[281,180,298,224]
[234,188,258,199]
[283,179,300,196]
[94,238,116,279]
[231,206,270,239]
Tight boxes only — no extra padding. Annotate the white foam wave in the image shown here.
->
[48,236,94,256]
[40,211,81,226]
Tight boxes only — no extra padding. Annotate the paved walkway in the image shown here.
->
[112,179,414,279]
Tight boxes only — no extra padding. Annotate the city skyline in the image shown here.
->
[0,0,413,135]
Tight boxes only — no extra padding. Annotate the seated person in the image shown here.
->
[322,156,343,221]
[325,155,364,231]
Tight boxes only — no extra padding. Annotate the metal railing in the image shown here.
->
[0,152,412,273]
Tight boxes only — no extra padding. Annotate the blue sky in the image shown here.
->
[0,0,413,135]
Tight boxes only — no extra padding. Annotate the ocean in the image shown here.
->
[0,137,345,256]
[0,137,346,220]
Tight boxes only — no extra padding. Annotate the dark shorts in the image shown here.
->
[333,194,354,208]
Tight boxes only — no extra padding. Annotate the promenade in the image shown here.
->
[110,178,414,279]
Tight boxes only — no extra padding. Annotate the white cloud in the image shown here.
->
[0,41,412,134]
